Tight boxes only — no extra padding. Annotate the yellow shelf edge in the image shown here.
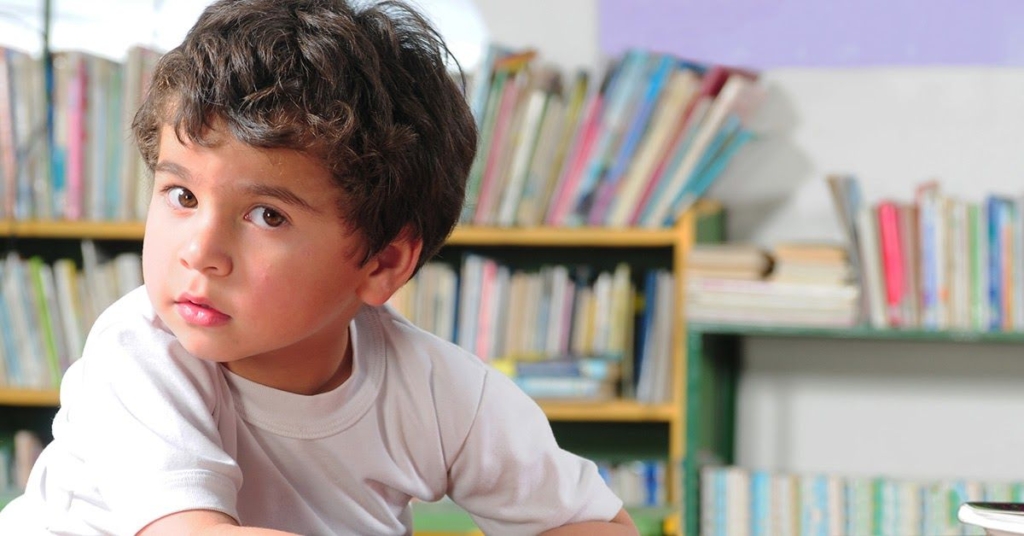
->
[0,220,146,240]
[1,221,683,247]
[539,400,675,422]
[448,226,680,247]
[0,388,60,407]
[0,388,672,423]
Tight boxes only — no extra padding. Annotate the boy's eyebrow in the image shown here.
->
[154,161,193,181]
[243,184,320,213]
[155,160,320,213]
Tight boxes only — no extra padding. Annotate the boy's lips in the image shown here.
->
[174,294,231,327]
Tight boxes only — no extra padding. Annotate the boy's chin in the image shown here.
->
[172,333,242,363]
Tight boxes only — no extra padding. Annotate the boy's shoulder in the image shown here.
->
[364,304,532,413]
[85,285,191,365]
[70,285,224,404]
[90,285,158,333]
[369,304,488,378]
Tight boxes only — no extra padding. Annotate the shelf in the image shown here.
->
[538,400,675,422]
[447,226,679,247]
[688,322,1024,344]
[0,220,681,247]
[0,220,146,240]
[0,389,672,423]
[0,388,60,406]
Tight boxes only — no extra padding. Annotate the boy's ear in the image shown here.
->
[357,227,423,307]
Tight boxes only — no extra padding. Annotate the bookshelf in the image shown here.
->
[0,201,724,535]
[683,322,1024,536]
[0,1,765,531]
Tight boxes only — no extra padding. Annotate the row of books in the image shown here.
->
[0,243,675,402]
[1,41,765,228]
[0,242,140,389]
[701,465,1011,536]
[831,175,1024,332]
[684,242,860,329]
[598,460,667,508]
[0,433,673,507]
[0,46,161,222]
[461,46,765,228]
[387,256,675,403]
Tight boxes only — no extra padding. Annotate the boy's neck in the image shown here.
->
[221,328,355,396]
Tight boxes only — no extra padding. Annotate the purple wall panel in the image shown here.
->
[598,0,1024,68]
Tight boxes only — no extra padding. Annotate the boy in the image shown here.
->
[0,0,638,534]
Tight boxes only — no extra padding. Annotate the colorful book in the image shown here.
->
[877,201,905,327]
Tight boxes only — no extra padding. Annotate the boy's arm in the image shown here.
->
[138,510,298,536]
[539,507,639,535]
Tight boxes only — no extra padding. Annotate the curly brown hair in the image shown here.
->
[132,0,477,270]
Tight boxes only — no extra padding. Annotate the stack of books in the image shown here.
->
[685,243,860,328]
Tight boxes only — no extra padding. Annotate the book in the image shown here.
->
[472,64,530,225]
[517,70,589,227]
[29,258,67,385]
[877,201,905,327]
[826,174,868,323]
[586,53,677,225]
[513,74,568,227]
[461,49,536,223]
[603,68,700,228]
[659,115,755,227]
[564,49,653,226]
[544,72,607,226]
[0,262,18,385]
[959,502,1024,536]
[687,243,771,276]
[3,253,47,388]
[772,242,848,265]
[855,206,887,328]
[0,48,16,220]
[495,65,561,226]
[638,69,760,227]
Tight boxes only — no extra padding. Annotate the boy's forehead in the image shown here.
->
[155,123,339,193]
[157,122,315,166]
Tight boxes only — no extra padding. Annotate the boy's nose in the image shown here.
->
[179,218,233,277]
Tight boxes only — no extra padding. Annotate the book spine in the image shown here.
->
[987,196,1003,331]
[877,201,905,327]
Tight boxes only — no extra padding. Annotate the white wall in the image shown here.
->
[472,0,601,72]
[713,67,1024,247]
[472,1,1024,482]
[714,67,1024,481]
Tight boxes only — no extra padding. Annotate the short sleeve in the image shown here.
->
[53,317,242,534]
[445,370,623,535]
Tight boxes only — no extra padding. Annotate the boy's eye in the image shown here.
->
[247,206,287,228]
[166,187,198,209]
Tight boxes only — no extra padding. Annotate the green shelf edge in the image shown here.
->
[412,502,673,535]
[688,322,1024,344]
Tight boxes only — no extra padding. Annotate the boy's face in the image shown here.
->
[143,124,374,382]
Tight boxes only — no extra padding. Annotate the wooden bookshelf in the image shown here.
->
[0,205,725,536]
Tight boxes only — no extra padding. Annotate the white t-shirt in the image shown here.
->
[0,287,622,535]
